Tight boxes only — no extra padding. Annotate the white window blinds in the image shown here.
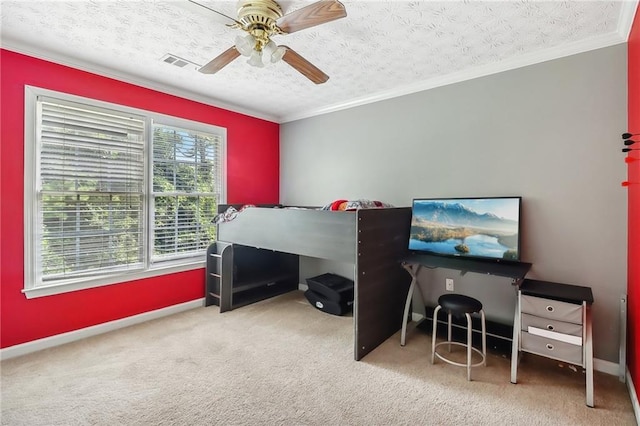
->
[37,99,146,281]
[25,87,226,296]
[151,124,221,261]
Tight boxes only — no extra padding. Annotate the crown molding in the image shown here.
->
[0,39,279,123]
[280,1,639,123]
[618,0,640,40]
[280,30,629,123]
[4,0,637,126]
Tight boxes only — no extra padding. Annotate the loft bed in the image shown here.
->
[206,204,412,360]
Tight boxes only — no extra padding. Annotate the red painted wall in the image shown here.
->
[0,49,280,349]
[628,7,640,395]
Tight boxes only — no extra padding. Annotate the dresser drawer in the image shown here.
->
[521,313,583,336]
[521,331,583,365]
[521,294,583,324]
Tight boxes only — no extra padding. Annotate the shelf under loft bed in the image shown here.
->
[232,271,298,294]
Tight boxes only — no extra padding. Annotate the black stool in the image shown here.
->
[431,293,486,381]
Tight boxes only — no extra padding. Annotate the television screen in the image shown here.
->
[409,197,522,261]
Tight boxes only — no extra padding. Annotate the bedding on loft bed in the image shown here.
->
[321,199,394,211]
[214,199,394,224]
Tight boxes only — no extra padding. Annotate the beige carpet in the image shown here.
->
[1,290,635,425]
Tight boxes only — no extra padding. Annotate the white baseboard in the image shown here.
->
[626,368,640,424]
[594,358,621,377]
[409,312,620,376]
[1,298,625,380]
[412,312,424,322]
[0,298,205,361]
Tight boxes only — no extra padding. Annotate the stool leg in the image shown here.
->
[480,309,487,366]
[431,305,441,364]
[466,313,473,381]
[447,312,452,353]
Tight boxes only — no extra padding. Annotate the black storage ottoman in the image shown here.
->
[304,273,354,316]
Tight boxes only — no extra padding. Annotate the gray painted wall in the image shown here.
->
[280,44,628,364]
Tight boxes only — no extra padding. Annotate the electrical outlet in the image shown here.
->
[445,278,454,291]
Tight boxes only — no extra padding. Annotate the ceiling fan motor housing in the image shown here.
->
[237,0,283,32]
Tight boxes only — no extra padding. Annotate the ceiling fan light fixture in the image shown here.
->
[263,41,285,64]
[247,49,265,67]
[272,46,286,63]
[235,34,255,57]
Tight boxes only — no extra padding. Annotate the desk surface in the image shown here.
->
[403,253,532,280]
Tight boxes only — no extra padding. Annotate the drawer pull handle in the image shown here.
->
[546,305,555,313]
[546,325,554,331]
[546,343,554,351]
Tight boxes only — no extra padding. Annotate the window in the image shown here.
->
[151,123,221,260]
[24,87,225,298]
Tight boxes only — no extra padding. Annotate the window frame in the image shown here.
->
[23,86,226,299]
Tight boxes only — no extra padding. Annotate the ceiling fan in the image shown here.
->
[188,0,347,84]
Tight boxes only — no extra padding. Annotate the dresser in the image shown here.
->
[510,279,595,407]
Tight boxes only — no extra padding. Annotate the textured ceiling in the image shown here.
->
[1,1,637,122]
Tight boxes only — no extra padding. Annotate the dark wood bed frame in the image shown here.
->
[208,204,412,360]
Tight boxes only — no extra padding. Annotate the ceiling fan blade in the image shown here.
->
[181,0,241,25]
[277,0,347,34]
[199,47,241,74]
[281,46,329,84]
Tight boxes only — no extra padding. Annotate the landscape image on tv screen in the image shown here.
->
[409,197,521,261]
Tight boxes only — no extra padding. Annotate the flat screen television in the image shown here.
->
[409,197,522,262]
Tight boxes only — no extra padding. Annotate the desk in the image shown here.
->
[400,254,532,346]
[511,279,594,407]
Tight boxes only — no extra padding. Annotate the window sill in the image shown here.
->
[22,260,206,299]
